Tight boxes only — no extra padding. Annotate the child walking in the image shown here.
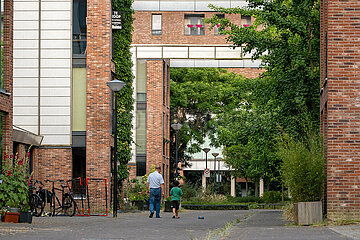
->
[170,180,183,219]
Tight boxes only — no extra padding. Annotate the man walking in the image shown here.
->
[147,166,164,218]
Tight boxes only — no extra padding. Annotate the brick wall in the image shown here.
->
[146,59,170,195]
[0,0,13,157]
[86,0,112,182]
[133,11,246,45]
[226,68,265,79]
[320,0,360,220]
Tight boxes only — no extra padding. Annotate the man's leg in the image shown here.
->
[155,189,161,218]
[149,189,155,218]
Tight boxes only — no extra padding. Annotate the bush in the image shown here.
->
[262,191,282,204]
[278,130,325,202]
[181,183,201,201]
[234,196,263,203]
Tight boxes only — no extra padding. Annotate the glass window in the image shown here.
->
[152,14,162,35]
[136,110,146,154]
[73,0,87,55]
[137,61,147,102]
[184,14,205,35]
[241,15,251,27]
[136,159,146,176]
[214,14,225,35]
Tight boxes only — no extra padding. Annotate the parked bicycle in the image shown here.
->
[45,179,77,217]
[29,179,45,217]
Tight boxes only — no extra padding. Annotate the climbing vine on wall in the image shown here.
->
[112,0,134,183]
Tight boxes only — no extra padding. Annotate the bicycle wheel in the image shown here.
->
[29,194,44,217]
[49,193,56,217]
[63,194,77,217]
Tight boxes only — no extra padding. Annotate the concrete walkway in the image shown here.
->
[0,210,359,240]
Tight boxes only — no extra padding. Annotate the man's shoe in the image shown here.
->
[156,216,161,218]
[172,216,175,218]
[149,212,154,218]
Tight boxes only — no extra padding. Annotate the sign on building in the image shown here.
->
[204,168,210,178]
[112,11,122,29]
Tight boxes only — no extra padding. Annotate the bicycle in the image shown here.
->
[29,180,45,217]
[45,179,77,217]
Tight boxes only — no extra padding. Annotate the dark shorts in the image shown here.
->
[171,200,180,210]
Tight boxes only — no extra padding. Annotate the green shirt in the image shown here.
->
[170,187,183,201]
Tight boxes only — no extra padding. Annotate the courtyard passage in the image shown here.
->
[0,210,358,240]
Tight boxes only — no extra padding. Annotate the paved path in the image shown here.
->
[0,210,359,240]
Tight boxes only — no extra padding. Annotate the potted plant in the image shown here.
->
[278,130,325,225]
[128,178,149,211]
[0,151,31,223]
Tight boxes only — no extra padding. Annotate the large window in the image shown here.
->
[73,0,87,55]
[184,14,205,35]
[214,14,225,35]
[241,15,251,27]
[152,14,162,35]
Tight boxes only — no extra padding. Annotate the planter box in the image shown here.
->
[4,212,20,223]
[19,211,32,224]
[131,200,144,211]
[294,201,322,225]
[164,201,172,212]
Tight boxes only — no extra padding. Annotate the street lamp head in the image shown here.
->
[212,152,219,157]
[202,148,210,153]
[106,79,126,92]
[171,123,183,131]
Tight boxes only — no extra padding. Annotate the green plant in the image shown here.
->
[278,130,325,202]
[181,183,201,201]
[128,178,148,202]
[0,151,30,211]
[262,191,282,204]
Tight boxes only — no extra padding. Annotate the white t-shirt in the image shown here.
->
[147,171,164,189]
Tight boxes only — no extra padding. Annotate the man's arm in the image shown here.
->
[161,183,165,197]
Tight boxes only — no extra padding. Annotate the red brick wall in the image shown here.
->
[86,0,112,183]
[0,0,13,157]
[133,11,247,45]
[226,68,265,79]
[321,0,360,220]
[146,59,170,195]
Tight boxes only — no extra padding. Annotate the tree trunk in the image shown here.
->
[255,180,259,197]
[245,180,249,196]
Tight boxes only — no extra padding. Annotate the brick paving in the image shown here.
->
[0,210,358,240]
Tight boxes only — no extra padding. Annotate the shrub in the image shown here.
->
[181,183,201,201]
[234,196,263,203]
[278,130,325,202]
[262,191,282,204]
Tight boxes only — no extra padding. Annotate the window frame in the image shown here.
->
[184,14,205,36]
[152,14,162,35]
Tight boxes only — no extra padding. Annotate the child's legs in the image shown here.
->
[172,207,176,216]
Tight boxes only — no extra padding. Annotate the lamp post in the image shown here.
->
[171,123,183,179]
[202,148,210,169]
[107,79,126,218]
[212,153,219,193]
[217,157,222,194]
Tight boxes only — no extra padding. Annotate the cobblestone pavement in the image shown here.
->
[0,210,359,240]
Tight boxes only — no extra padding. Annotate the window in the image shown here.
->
[152,14,162,35]
[137,61,147,102]
[136,110,146,154]
[136,156,146,176]
[214,14,225,35]
[184,14,205,35]
[241,15,251,27]
[0,112,2,170]
[73,0,87,55]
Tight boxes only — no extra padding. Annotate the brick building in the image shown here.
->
[320,0,360,219]
[130,0,264,195]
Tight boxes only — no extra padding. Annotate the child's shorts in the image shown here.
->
[171,200,180,210]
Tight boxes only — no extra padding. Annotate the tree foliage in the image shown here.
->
[112,0,134,182]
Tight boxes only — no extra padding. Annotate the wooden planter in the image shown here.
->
[164,201,172,212]
[19,211,33,224]
[132,200,145,211]
[3,212,20,223]
[294,201,322,225]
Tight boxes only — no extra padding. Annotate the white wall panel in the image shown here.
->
[40,97,70,106]
[41,49,70,58]
[160,1,194,11]
[41,69,71,78]
[218,60,244,68]
[194,59,218,67]
[216,47,241,59]
[170,59,195,67]
[40,126,70,134]
[13,78,38,87]
[13,107,38,116]
[14,30,39,40]
[14,11,39,21]
[40,107,70,115]
[189,47,214,58]
[195,0,230,11]
[132,1,159,11]
[41,21,71,30]
[40,116,70,125]
[41,59,71,68]
[13,49,39,59]
[41,11,71,20]
[40,88,70,97]
[41,2,71,10]
[14,97,38,106]
[14,2,39,10]
[41,40,71,48]
[13,69,38,78]
[41,135,70,145]
[137,47,162,58]
[14,21,39,30]
[243,59,262,68]
[13,88,38,97]
[14,40,39,49]
[163,47,188,58]
[41,30,71,39]
[40,78,71,87]
[14,116,38,125]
